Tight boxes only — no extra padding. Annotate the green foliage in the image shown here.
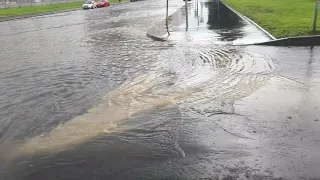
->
[223,0,320,38]
[0,0,123,17]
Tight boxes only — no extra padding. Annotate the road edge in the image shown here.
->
[146,19,170,42]
[146,33,168,41]
[253,35,320,46]
[0,8,81,22]
[146,4,187,41]
[220,0,276,40]
[146,1,276,42]
[0,1,130,22]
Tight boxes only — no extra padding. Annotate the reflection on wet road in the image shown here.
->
[0,0,320,179]
[149,0,271,44]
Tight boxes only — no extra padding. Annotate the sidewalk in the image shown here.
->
[147,0,271,45]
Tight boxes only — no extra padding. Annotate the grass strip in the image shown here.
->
[223,0,320,38]
[0,0,123,18]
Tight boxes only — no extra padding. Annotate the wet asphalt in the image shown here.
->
[0,0,320,179]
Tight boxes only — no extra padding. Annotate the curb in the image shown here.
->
[146,5,187,41]
[146,33,168,41]
[146,19,170,42]
[220,0,276,40]
[146,22,169,42]
[252,35,320,46]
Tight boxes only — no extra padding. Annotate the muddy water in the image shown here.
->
[0,0,319,179]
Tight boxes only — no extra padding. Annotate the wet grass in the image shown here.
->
[0,0,123,18]
[0,2,83,17]
[223,0,320,38]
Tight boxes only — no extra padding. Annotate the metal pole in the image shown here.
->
[200,1,203,23]
[3,0,7,8]
[166,0,170,36]
[166,0,169,25]
[196,0,199,27]
[217,0,220,21]
[185,0,188,31]
[313,0,319,33]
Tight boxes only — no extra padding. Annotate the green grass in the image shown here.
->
[0,0,123,18]
[223,0,320,38]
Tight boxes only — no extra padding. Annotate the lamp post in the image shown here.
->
[313,0,319,34]
[166,0,170,36]
[185,0,188,31]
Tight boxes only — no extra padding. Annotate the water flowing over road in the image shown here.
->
[0,0,320,179]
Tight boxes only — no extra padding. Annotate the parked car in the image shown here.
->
[97,0,110,8]
[83,0,97,9]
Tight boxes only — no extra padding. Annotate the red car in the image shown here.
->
[96,0,110,8]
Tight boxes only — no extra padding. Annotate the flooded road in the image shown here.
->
[148,0,271,44]
[0,0,320,179]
